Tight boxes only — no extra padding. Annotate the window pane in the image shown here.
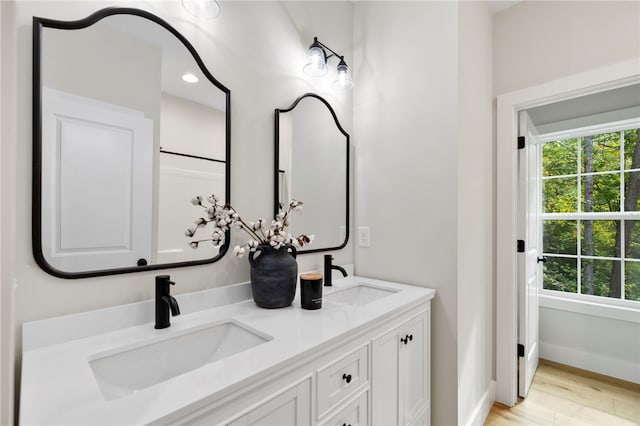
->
[544,177,578,213]
[581,173,620,212]
[582,132,620,173]
[580,220,619,257]
[628,220,640,259]
[543,138,578,177]
[581,258,620,298]
[543,220,577,255]
[625,261,640,302]
[624,129,639,170]
[543,256,577,293]
[624,172,640,211]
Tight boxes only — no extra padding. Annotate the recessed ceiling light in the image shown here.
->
[182,73,199,84]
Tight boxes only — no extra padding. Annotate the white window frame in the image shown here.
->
[538,117,640,317]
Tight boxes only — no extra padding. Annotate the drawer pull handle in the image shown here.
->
[342,373,352,384]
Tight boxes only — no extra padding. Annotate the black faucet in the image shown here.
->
[155,275,180,329]
[324,254,348,286]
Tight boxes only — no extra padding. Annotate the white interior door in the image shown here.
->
[517,111,541,398]
[42,88,153,272]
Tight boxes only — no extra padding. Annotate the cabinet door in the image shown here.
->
[371,326,402,426]
[401,312,429,424]
[372,310,430,426]
[223,380,310,426]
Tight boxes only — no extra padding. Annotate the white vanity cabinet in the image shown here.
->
[20,277,435,426]
[371,310,430,426]
[172,308,430,426]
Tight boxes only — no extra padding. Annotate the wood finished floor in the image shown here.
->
[485,359,640,425]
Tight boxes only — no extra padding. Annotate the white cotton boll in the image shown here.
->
[233,245,246,257]
[191,196,203,206]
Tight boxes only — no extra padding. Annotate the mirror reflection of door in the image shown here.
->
[34,9,230,276]
[42,89,153,271]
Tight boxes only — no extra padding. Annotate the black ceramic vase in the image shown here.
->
[248,244,298,308]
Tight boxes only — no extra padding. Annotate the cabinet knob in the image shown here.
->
[408,334,413,341]
[342,373,352,384]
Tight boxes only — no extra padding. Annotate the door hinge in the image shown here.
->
[518,344,525,357]
[518,136,526,149]
[517,240,525,253]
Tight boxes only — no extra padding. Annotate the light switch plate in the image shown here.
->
[358,227,370,247]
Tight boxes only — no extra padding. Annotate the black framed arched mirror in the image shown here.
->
[274,93,350,254]
[33,8,231,278]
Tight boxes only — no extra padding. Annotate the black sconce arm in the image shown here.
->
[314,37,345,62]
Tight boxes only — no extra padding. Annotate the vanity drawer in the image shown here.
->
[317,345,368,417]
[320,390,368,426]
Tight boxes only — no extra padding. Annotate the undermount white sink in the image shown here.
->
[325,283,398,306]
[89,320,272,400]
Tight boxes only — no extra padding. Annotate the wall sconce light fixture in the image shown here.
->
[303,37,353,89]
[182,0,220,19]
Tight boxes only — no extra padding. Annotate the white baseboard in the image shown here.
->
[540,342,640,384]
[464,380,496,426]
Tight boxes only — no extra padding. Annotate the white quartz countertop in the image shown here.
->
[20,276,435,425]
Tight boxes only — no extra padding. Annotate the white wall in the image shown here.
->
[1,1,353,421]
[540,306,640,383]
[353,2,460,423]
[1,1,16,423]
[494,0,640,96]
[494,0,640,386]
[457,2,494,425]
[41,24,162,128]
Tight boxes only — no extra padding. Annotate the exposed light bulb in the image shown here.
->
[303,44,328,77]
[182,0,220,19]
[182,73,199,83]
[332,59,353,89]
